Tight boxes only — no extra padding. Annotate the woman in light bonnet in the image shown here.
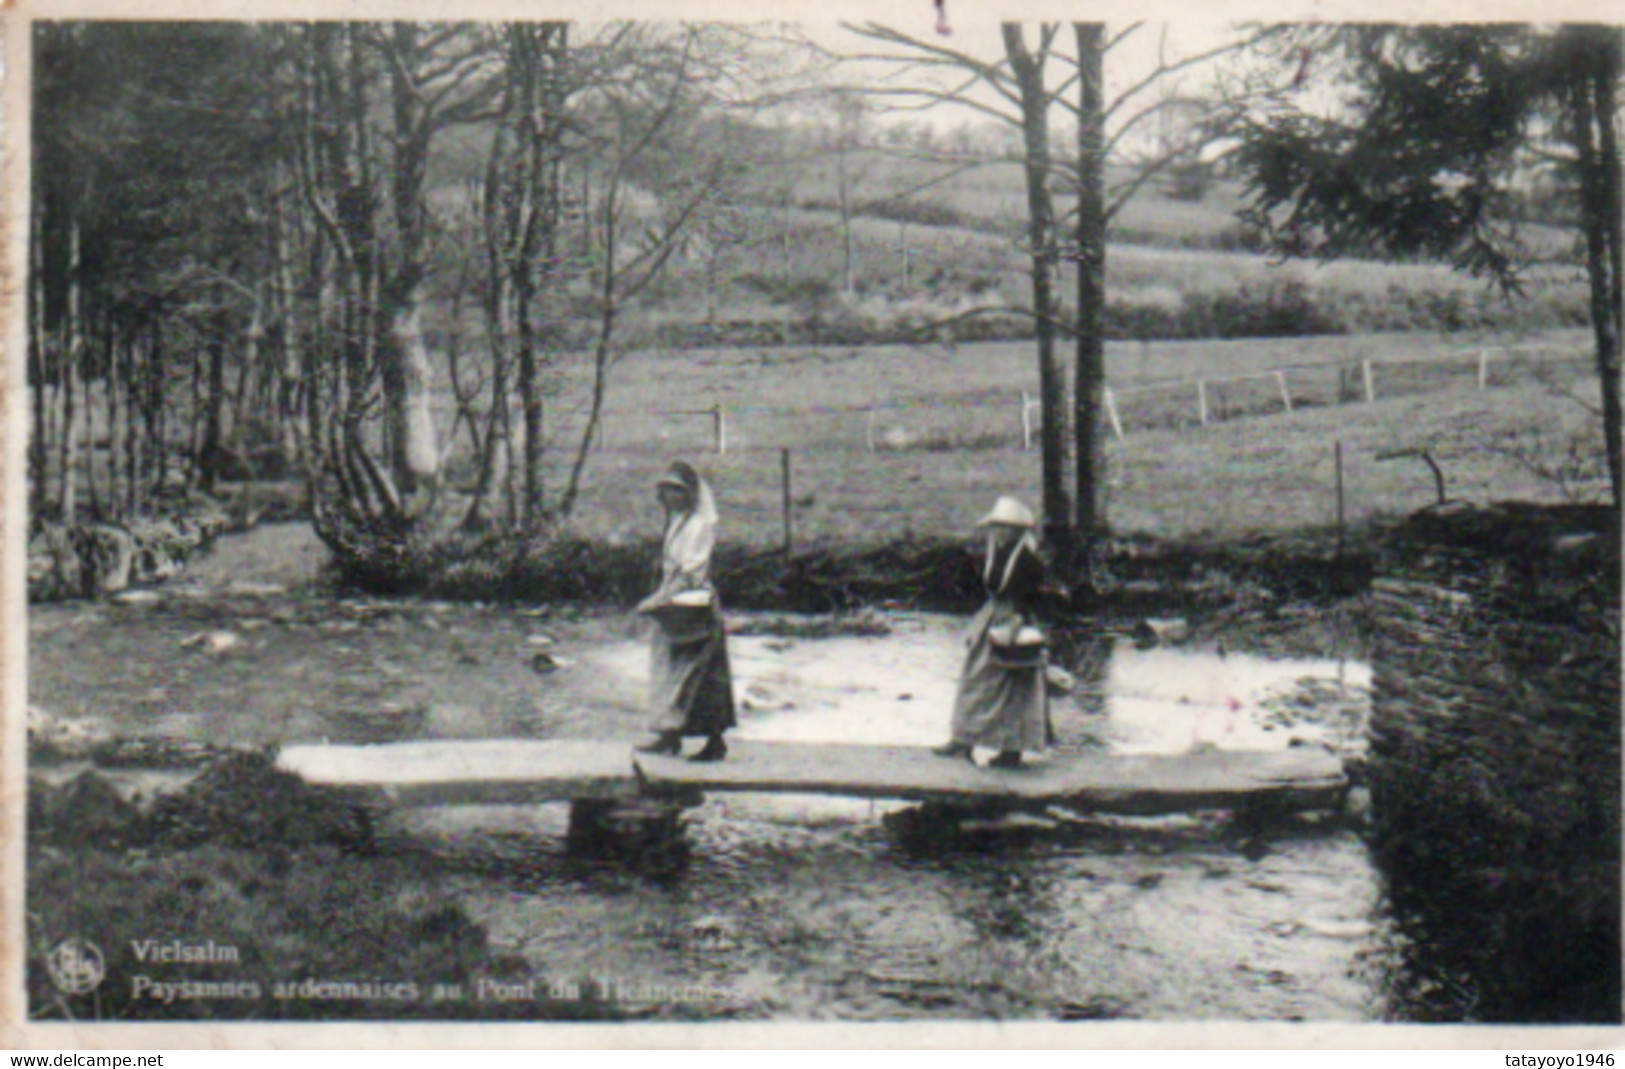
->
[634,460,736,762]
[934,495,1051,769]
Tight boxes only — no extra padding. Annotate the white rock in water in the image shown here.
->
[225,581,287,597]
[111,590,163,606]
[1133,618,1189,646]
[531,652,575,673]
[525,634,557,648]
[182,630,239,653]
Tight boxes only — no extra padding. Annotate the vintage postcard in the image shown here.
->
[4,0,1623,1049]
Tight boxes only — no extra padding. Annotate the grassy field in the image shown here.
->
[614,149,1588,345]
[431,327,1607,549]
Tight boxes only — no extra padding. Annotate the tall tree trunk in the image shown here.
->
[123,323,139,517]
[28,227,49,524]
[471,56,517,533]
[1073,21,1109,578]
[143,321,163,503]
[59,356,77,520]
[230,297,263,471]
[102,311,119,519]
[1595,30,1623,508]
[1574,40,1623,507]
[379,288,439,496]
[509,22,568,529]
[59,220,83,520]
[200,329,227,496]
[379,23,440,498]
[188,339,203,488]
[516,296,545,525]
[1003,23,1071,552]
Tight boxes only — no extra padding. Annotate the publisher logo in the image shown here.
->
[46,938,105,995]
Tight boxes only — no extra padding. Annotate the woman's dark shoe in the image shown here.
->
[932,740,973,760]
[635,731,683,756]
[688,735,728,763]
[988,750,1023,770]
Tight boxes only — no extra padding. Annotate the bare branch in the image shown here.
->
[1104,23,1145,54]
[1103,30,1271,120]
[1104,146,1199,222]
[841,22,1025,111]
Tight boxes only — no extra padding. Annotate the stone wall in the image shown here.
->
[1368,502,1620,1022]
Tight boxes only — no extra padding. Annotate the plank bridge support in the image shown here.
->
[567,797,692,873]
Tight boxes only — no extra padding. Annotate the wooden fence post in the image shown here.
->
[866,406,876,454]
[712,405,727,455]
[780,447,794,562]
[1021,390,1033,451]
[1104,387,1124,441]
[1275,370,1293,413]
[1197,380,1209,425]
[1477,349,1490,390]
[1361,360,1376,404]
[1335,439,1346,567]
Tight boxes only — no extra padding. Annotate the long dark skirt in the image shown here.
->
[948,598,1049,752]
[648,608,737,736]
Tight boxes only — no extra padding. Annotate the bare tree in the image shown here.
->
[841,20,1275,578]
[556,25,754,517]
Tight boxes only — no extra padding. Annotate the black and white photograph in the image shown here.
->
[7,0,1623,1043]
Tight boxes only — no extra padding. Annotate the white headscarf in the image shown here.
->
[984,527,1040,595]
[662,467,719,589]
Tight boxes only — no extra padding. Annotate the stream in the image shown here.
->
[28,525,1421,1022]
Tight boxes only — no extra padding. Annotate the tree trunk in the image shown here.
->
[1574,39,1623,507]
[59,220,83,520]
[102,312,120,519]
[60,357,77,520]
[1003,23,1072,553]
[380,289,440,495]
[121,321,139,517]
[516,302,546,525]
[1073,22,1109,579]
[28,227,49,524]
[837,135,855,293]
[145,320,165,503]
[200,329,227,496]
[1595,31,1623,509]
[380,24,439,498]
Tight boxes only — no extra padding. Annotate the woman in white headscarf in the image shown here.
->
[634,460,736,762]
[934,496,1051,769]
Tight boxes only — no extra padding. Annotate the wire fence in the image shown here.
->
[553,341,1593,458]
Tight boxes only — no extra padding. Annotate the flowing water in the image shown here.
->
[394,614,1396,1021]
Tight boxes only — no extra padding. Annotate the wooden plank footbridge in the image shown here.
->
[275,739,1348,854]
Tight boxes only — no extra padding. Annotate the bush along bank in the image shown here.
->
[320,517,1375,645]
[1366,502,1621,1023]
